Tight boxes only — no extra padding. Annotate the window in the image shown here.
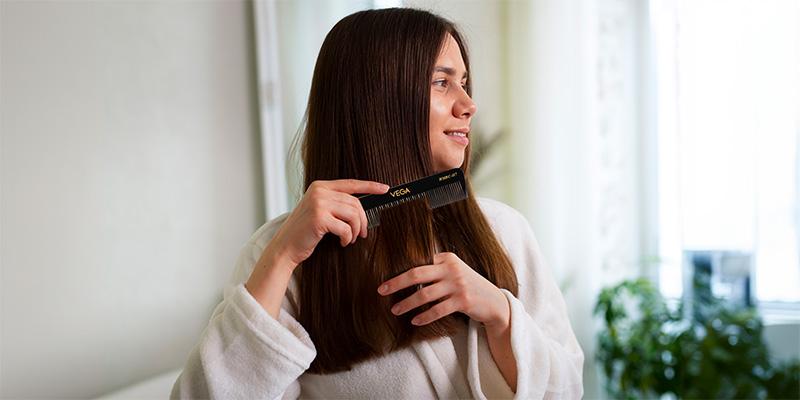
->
[652,0,800,305]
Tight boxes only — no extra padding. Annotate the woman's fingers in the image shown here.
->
[329,191,369,239]
[378,264,444,295]
[375,251,504,327]
[315,179,390,195]
[328,199,361,245]
[410,298,459,326]
[390,282,451,316]
[433,252,459,264]
[325,214,354,247]
[270,179,387,266]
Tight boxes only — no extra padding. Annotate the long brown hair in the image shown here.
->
[297,8,519,374]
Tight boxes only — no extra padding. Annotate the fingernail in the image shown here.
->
[391,305,400,315]
[411,317,422,325]
[378,284,388,295]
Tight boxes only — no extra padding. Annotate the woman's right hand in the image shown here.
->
[267,179,390,269]
[245,179,388,318]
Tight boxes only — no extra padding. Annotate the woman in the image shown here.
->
[172,7,583,399]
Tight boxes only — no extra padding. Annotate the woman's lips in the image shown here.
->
[444,132,469,146]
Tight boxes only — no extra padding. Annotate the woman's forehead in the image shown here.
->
[436,34,467,75]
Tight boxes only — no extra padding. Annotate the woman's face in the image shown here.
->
[428,33,477,173]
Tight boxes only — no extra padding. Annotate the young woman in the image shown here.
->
[172,8,583,399]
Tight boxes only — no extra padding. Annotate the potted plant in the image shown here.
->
[594,272,800,399]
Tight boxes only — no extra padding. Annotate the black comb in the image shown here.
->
[358,168,467,229]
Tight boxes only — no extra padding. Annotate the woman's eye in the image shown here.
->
[432,79,468,90]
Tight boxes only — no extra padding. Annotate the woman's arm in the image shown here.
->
[172,179,389,400]
[475,208,584,399]
[484,298,518,393]
[170,237,315,400]
[245,241,298,319]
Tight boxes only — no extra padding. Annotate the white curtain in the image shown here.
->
[505,1,652,397]
[253,0,288,219]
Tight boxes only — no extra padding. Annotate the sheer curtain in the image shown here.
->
[505,1,652,397]
[253,0,288,219]
[653,0,800,307]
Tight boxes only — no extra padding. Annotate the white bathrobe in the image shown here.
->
[171,197,584,399]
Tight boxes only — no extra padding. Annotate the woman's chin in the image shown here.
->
[433,159,464,173]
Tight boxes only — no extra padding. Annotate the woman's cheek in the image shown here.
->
[429,96,450,121]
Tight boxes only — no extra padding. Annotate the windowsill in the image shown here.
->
[759,302,800,326]
[660,297,800,325]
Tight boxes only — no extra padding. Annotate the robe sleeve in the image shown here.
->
[170,216,315,400]
[467,202,584,400]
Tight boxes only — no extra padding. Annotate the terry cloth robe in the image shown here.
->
[171,197,584,399]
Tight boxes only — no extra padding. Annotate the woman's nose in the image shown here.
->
[453,90,477,118]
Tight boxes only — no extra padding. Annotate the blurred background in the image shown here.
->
[1,0,798,398]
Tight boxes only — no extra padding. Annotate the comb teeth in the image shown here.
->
[426,181,467,209]
[365,192,427,229]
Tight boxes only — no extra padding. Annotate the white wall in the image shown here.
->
[0,1,264,398]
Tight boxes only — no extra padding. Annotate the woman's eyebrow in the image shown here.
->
[434,66,468,79]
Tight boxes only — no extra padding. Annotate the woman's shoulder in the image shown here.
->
[475,196,540,256]
[475,196,529,230]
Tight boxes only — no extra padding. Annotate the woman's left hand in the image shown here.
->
[378,252,511,331]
